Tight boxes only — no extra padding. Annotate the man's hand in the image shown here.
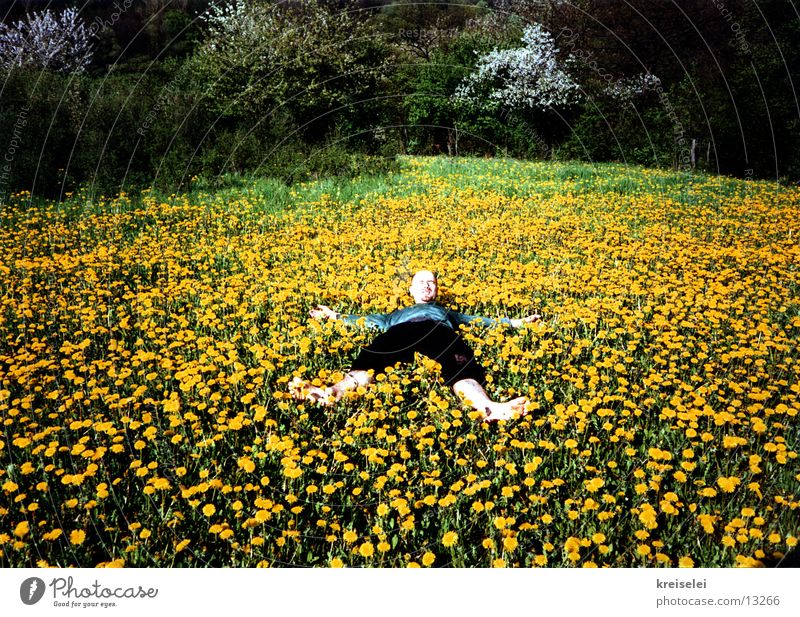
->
[510,313,542,328]
[310,305,339,321]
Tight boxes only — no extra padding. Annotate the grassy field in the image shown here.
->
[1,156,798,567]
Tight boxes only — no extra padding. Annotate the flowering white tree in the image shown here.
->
[455,23,581,111]
[199,0,272,57]
[192,0,389,125]
[0,8,94,72]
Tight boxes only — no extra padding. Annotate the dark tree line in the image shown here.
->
[1,0,797,197]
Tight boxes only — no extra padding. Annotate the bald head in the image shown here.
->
[410,270,438,303]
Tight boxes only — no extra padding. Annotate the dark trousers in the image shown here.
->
[350,320,486,387]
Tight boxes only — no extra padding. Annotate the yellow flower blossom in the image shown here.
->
[442,531,458,547]
[70,530,86,545]
[358,542,374,558]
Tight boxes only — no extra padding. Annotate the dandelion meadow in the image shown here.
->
[1,157,798,568]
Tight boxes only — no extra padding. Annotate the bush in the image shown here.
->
[0,7,93,73]
[188,0,392,143]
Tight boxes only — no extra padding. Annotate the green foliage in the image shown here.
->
[0,58,396,197]
[0,62,205,197]
[2,0,798,199]
[189,0,392,142]
[399,29,513,155]
[558,92,679,168]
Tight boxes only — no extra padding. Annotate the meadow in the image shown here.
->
[0,156,798,567]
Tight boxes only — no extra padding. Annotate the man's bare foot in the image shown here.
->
[483,396,529,422]
[288,377,335,406]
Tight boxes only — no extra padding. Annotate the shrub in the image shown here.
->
[0,7,93,73]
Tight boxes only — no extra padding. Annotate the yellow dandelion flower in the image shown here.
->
[358,542,374,558]
[70,530,86,545]
[237,457,255,473]
[678,556,694,568]
[698,514,717,534]
[283,466,302,479]
[442,531,458,547]
[202,503,216,517]
[152,478,170,490]
[584,477,604,492]
[564,537,581,553]
[422,551,436,566]
[716,476,741,493]
[502,536,518,552]
[638,509,658,528]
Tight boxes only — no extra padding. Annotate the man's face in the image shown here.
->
[410,271,438,303]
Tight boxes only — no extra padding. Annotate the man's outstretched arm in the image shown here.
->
[309,305,340,321]
[451,310,541,329]
[310,304,389,331]
[508,313,542,328]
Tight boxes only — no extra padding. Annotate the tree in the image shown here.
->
[454,23,581,112]
[0,7,94,73]
[188,0,391,142]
